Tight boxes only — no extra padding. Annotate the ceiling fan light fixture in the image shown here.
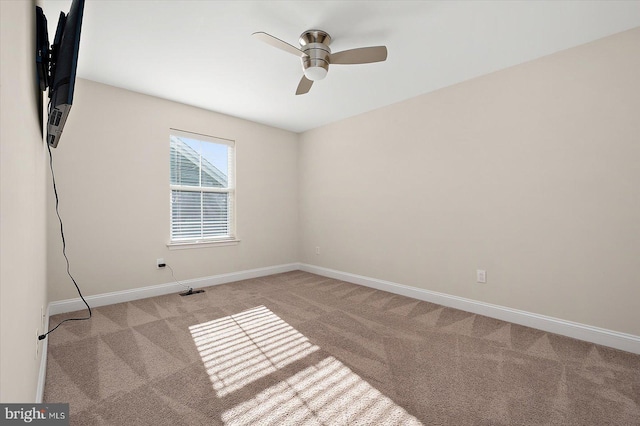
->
[304,66,328,81]
[253,28,388,94]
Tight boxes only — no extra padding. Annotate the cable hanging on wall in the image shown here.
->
[39,143,92,340]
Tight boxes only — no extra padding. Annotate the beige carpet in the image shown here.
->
[44,271,640,425]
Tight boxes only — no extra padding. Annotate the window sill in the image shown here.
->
[167,239,240,250]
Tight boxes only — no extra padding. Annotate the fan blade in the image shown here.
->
[296,76,313,95]
[252,32,307,58]
[330,46,387,64]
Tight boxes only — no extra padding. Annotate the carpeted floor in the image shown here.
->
[43,271,640,425]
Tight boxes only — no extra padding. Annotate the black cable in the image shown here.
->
[39,142,92,340]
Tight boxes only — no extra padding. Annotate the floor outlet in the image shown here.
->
[180,288,205,297]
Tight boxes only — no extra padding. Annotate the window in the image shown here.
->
[169,130,235,245]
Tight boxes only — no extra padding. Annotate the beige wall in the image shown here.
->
[0,0,49,402]
[47,79,299,301]
[299,28,640,336]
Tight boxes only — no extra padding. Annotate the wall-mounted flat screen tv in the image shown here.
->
[36,0,85,148]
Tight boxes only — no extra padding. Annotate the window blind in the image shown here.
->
[169,130,235,242]
[171,190,230,240]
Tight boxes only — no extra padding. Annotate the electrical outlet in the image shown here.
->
[156,258,165,269]
[315,247,320,255]
[477,269,487,283]
[41,305,45,332]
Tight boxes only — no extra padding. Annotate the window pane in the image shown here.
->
[170,137,200,186]
[170,136,228,188]
[203,192,229,235]
[171,191,202,239]
[200,142,229,188]
[171,190,230,240]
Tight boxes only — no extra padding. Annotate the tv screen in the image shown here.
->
[47,0,85,148]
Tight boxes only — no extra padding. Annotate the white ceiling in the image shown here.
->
[41,1,640,133]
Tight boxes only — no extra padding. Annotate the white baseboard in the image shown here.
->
[300,263,640,355]
[48,263,300,316]
[35,304,49,403]
[43,261,640,355]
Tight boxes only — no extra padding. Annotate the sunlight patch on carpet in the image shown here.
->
[190,306,422,425]
[190,305,320,397]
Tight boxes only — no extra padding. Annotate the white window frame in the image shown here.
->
[167,129,238,249]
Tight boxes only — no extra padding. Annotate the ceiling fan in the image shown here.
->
[252,29,388,95]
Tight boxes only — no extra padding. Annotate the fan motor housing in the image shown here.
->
[299,30,331,80]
